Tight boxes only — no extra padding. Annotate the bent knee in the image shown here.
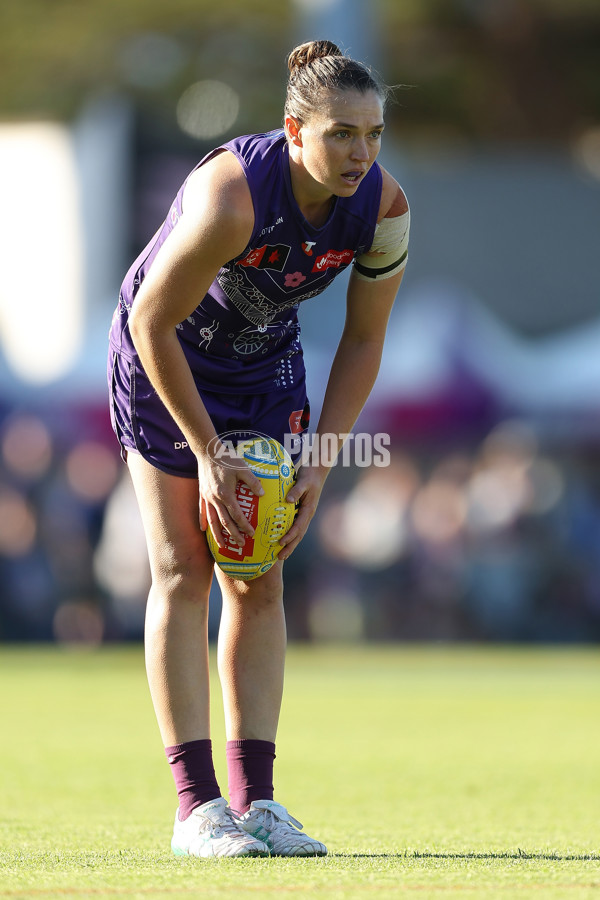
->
[150,537,214,600]
[220,561,284,608]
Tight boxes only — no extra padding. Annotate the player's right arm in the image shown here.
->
[128,151,263,547]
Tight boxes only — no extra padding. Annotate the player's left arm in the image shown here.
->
[280,169,409,560]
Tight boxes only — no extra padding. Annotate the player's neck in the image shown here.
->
[299,197,335,229]
[288,155,335,228]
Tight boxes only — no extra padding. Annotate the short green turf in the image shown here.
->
[1,644,599,899]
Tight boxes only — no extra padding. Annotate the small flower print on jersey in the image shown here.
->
[284,272,307,288]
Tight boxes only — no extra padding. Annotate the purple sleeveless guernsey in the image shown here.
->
[108,130,382,475]
[109,130,382,393]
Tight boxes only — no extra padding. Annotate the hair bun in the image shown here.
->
[287,39,342,74]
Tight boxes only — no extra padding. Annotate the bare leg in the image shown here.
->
[127,453,214,746]
[216,562,286,742]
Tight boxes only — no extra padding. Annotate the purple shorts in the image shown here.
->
[108,348,310,478]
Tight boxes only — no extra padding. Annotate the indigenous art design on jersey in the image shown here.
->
[231,321,289,356]
[215,264,337,331]
[215,269,296,328]
[197,319,219,350]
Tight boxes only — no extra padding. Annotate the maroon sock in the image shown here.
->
[165,739,221,821]
[226,739,276,814]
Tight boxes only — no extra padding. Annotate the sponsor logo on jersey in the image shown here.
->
[238,244,291,272]
[302,241,317,256]
[311,248,353,273]
[289,404,310,435]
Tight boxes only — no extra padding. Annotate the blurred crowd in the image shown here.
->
[285,420,600,643]
[0,403,146,643]
[2,402,600,645]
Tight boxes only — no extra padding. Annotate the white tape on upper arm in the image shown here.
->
[353,208,410,281]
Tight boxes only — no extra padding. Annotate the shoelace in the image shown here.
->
[202,805,249,837]
[255,806,304,834]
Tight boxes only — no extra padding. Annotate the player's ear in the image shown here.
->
[285,115,303,147]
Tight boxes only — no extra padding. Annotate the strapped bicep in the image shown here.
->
[353,203,410,283]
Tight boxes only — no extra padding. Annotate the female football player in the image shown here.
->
[108,38,410,857]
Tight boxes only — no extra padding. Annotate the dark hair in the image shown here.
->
[285,39,389,122]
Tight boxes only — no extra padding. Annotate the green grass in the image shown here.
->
[1,644,600,899]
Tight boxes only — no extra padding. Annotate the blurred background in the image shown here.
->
[1,0,599,645]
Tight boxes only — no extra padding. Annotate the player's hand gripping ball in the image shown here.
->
[206,436,297,580]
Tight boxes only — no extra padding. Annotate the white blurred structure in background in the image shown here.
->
[0,122,83,384]
[0,95,132,400]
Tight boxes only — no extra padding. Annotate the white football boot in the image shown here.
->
[238,800,327,857]
[171,797,269,858]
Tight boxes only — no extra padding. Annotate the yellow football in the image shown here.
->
[206,436,297,580]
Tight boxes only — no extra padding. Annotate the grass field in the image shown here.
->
[1,644,599,899]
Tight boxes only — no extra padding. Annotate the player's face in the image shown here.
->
[287,89,385,200]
